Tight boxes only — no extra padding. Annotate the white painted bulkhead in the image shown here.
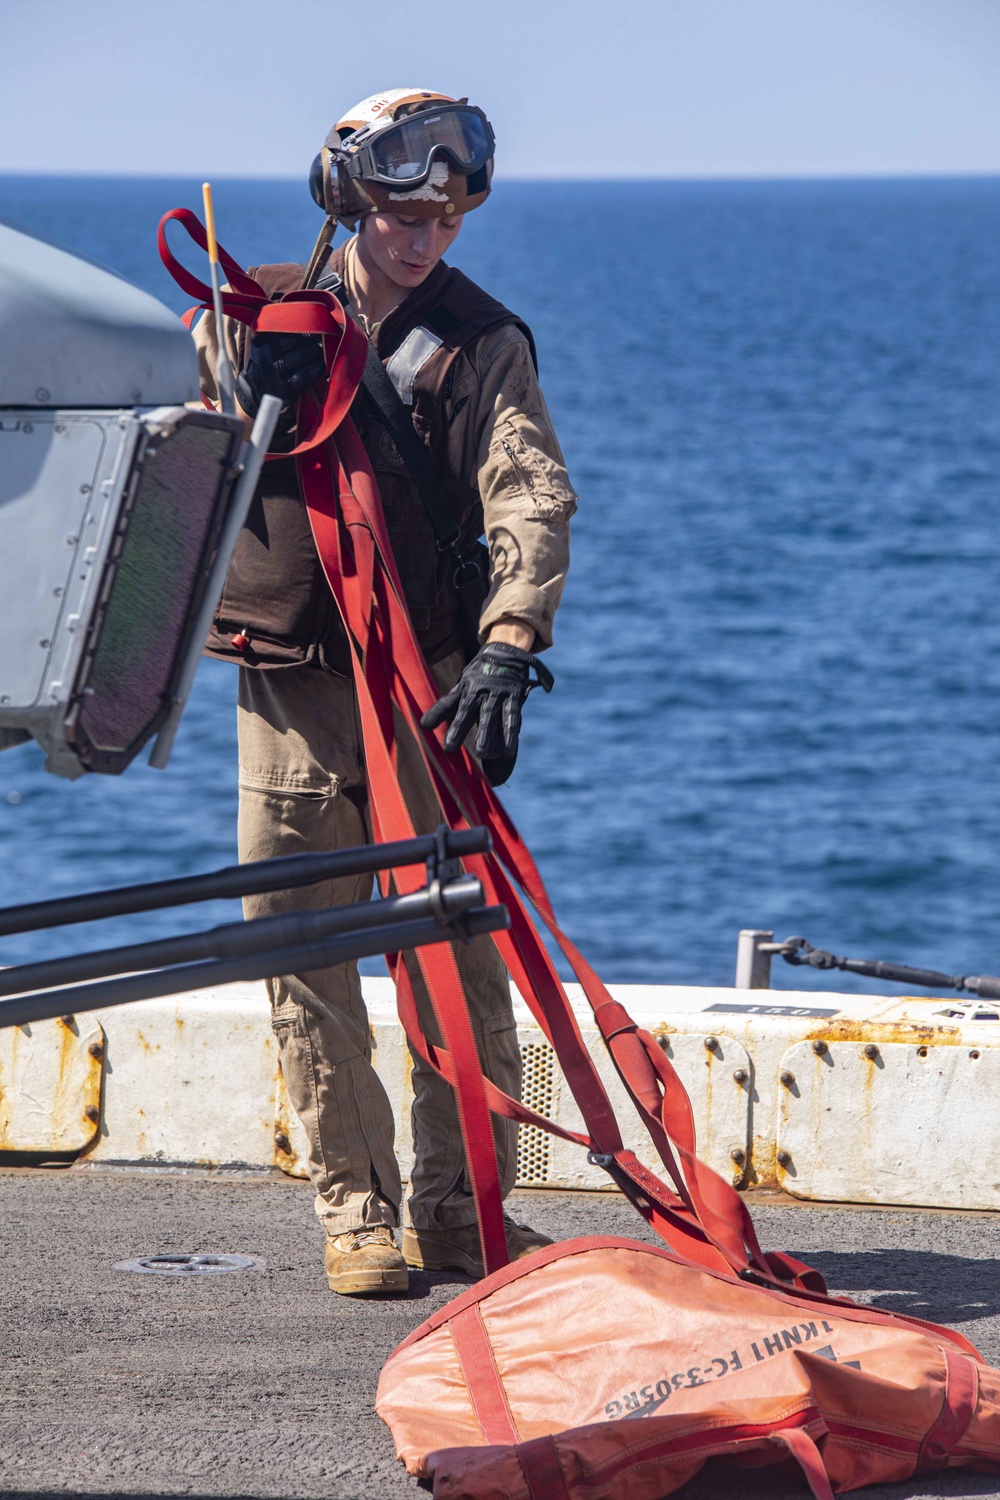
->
[3,980,998,1211]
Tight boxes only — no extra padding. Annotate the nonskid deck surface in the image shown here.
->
[2,1170,1000,1500]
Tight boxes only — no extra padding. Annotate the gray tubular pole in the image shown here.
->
[0,877,484,998]
[209,256,237,417]
[735,930,774,990]
[149,393,281,769]
[0,827,491,937]
[0,906,509,1032]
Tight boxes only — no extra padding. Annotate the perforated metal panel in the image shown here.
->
[516,1040,557,1185]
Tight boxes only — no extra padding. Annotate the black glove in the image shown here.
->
[234,331,326,418]
[421,641,554,786]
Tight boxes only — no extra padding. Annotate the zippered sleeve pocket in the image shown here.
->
[492,424,578,524]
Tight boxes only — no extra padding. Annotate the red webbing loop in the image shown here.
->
[300,432,510,1277]
[157,209,824,1294]
[158,207,265,314]
[314,413,774,1282]
[314,378,788,1282]
[769,1426,834,1500]
[159,209,369,463]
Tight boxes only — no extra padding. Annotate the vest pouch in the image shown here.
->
[206,475,347,671]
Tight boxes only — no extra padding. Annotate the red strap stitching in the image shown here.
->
[919,1348,979,1470]
[449,1304,519,1447]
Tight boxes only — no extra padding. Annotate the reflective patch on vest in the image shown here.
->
[385,326,444,406]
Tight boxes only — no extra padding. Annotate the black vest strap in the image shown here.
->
[360,340,463,553]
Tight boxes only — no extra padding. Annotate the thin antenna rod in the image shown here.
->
[202,181,237,416]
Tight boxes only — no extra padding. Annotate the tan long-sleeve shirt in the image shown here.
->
[192,247,577,649]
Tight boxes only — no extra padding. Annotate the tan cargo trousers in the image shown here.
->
[236,655,521,1237]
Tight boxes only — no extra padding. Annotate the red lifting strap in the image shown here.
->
[158,207,826,1291]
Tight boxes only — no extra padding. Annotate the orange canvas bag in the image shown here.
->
[377,1236,1000,1499]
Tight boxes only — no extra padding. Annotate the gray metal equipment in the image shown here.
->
[0,220,278,778]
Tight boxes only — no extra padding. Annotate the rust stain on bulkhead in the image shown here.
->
[702,1038,715,1135]
[804,1015,960,1048]
[0,1017,104,1152]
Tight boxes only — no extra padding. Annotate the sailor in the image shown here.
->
[193,88,578,1296]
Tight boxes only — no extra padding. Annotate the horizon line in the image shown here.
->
[1,168,1000,185]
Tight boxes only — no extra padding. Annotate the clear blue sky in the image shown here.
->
[2,0,999,179]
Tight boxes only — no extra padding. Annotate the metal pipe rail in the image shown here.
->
[736,927,1000,998]
[0,876,486,1000]
[0,827,490,937]
[0,827,506,1032]
[0,904,508,1033]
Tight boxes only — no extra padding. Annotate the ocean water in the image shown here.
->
[1,174,1000,994]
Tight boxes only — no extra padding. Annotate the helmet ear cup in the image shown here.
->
[308,152,326,210]
[307,147,374,226]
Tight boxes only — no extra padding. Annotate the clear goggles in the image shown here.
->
[346,104,495,189]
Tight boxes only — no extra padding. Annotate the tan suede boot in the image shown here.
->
[402,1215,553,1278]
[325,1226,409,1295]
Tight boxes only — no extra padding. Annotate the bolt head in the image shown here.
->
[811,1039,828,1055]
[863,1043,879,1061]
[274,1132,291,1153]
[730,1147,746,1164]
[59,1015,75,1028]
[703,1035,719,1052]
[777,1149,792,1168]
[84,1104,100,1124]
[733,1068,748,1085]
[780,1070,795,1087]
[88,1041,104,1060]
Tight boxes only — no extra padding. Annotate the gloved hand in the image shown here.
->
[420,641,554,785]
[234,331,326,418]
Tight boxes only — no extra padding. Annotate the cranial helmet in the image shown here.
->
[309,88,495,227]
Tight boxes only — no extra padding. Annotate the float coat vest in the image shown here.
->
[205,249,535,672]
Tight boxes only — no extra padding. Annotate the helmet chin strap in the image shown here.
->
[301,215,336,291]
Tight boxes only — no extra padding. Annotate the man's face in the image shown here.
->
[360,211,464,289]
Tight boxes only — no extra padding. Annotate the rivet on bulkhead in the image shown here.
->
[88,1041,104,1060]
[703,1035,719,1052]
[274,1132,291,1153]
[780,1070,795,1087]
[733,1068,748,1085]
[811,1039,828,1055]
[777,1149,792,1168]
[84,1105,100,1124]
[730,1147,746,1165]
[863,1043,879,1061]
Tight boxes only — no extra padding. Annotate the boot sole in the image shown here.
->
[326,1266,410,1296]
